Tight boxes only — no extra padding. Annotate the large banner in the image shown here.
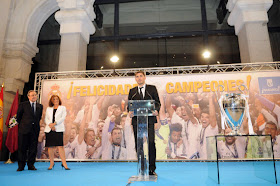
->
[37,71,280,160]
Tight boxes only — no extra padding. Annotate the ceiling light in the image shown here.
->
[110,55,119,63]
[202,50,211,59]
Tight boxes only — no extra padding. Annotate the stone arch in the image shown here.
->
[3,0,59,94]
[24,0,59,48]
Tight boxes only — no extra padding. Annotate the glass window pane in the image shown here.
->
[207,34,240,64]
[94,4,115,37]
[86,36,240,69]
[119,0,202,35]
[269,32,280,61]
[87,41,115,70]
[268,1,280,28]
[206,0,233,30]
[87,37,207,70]
[166,37,204,66]
[118,37,203,69]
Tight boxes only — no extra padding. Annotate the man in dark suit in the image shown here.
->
[128,71,160,176]
[16,90,43,171]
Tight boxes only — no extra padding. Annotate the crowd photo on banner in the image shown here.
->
[36,71,280,161]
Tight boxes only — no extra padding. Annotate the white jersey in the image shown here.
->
[74,109,84,124]
[75,140,102,159]
[263,135,280,158]
[167,140,187,159]
[123,116,136,160]
[199,125,218,159]
[273,105,280,128]
[74,104,100,127]
[217,137,247,159]
[64,136,79,159]
[273,136,280,158]
[102,144,127,160]
[171,112,200,159]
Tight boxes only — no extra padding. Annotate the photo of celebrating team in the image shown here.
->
[36,71,280,161]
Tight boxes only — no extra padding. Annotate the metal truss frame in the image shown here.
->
[35,62,280,100]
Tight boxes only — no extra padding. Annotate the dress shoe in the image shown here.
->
[48,164,55,170]
[61,164,70,170]
[17,168,24,172]
[149,171,157,177]
[28,166,37,170]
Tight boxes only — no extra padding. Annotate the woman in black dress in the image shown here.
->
[44,95,70,170]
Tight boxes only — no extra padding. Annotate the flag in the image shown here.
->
[0,86,3,150]
[5,90,19,153]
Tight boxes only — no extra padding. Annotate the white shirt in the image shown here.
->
[217,137,247,159]
[102,144,127,160]
[102,116,135,160]
[273,136,280,158]
[199,125,219,159]
[138,84,146,98]
[76,140,102,159]
[171,112,201,159]
[273,105,280,128]
[29,101,36,113]
[74,104,100,126]
[168,140,187,159]
[64,136,79,159]
[263,135,280,159]
[122,116,136,159]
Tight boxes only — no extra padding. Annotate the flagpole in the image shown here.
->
[4,152,13,164]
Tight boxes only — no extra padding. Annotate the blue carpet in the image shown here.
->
[0,161,279,186]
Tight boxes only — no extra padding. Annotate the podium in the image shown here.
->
[207,135,277,184]
[128,100,157,183]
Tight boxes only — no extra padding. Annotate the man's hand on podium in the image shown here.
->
[129,111,134,118]
[152,110,158,116]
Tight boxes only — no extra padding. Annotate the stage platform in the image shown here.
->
[0,161,279,186]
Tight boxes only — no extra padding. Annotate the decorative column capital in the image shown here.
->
[2,41,39,63]
[227,0,273,34]
[1,41,37,94]
[55,0,96,43]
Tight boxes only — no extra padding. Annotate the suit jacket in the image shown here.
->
[128,84,161,125]
[17,101,43,135]
[44,105,67,133]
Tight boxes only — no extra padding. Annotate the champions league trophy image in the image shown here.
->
[215,84,254,135]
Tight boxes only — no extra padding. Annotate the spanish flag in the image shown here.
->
[0,86,3,150]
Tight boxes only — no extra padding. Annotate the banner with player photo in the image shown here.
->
[36,71,280,161]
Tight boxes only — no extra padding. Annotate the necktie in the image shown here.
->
[139,87,144,99]
[32,103,35,114]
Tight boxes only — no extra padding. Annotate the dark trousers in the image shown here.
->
[133,123,156,172]
[18,130,38,169]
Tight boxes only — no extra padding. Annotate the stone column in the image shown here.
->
[55,0,96,71]
[0,0,12,77]
[227,0,273,63]
[1,42,38,155]
[2,42,38,94]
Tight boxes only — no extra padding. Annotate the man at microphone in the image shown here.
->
[128,70,161,176]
